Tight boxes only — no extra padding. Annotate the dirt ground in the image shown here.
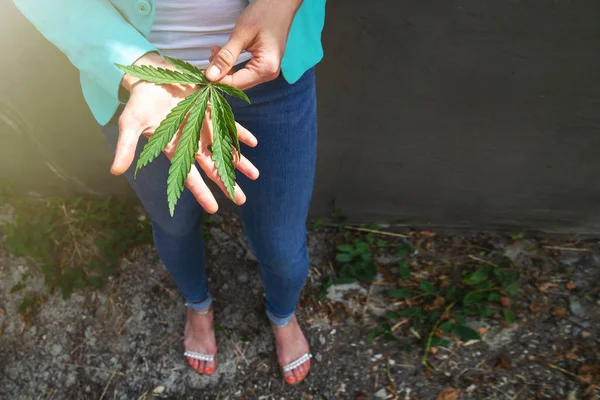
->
[1,213,599,400]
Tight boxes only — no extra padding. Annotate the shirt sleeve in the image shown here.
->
[12,0,158,100]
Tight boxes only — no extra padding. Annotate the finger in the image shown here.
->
[184,165,219,214]
[195,153,247,205]
[206,35,245,81]
[111,119,142,175]
[236,123,257,147]
[218,57,280,90]
[210,46,219,62]
[234,153,259,180]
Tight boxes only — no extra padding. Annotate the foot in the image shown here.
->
[183,306,218,375]
[272,316,311,384]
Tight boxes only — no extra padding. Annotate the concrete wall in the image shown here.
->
[2,1,600,232]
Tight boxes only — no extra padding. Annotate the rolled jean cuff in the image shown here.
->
[185,295,213,312]
[266,308,295,327]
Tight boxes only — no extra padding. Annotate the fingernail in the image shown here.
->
[206,65,220,80]
[286,376,295,384]
[205,367,213,375]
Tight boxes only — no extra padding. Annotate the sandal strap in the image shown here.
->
[185,302,212,315]
[282,352,312,372]
[184,350,215,362]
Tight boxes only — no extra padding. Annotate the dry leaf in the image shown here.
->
[529,300,541,315]
[420,231,437,237]
[578,363,598,375]
[426,296,446,312]
[538,282,559,293]
[566,280,576,290]
[437,387,460,400]
[565,344,583,360]
[501,297,511,308]
[476,327,488,336]
[495,353,512,370]
[377,265,397,283]
[551,307,567,318]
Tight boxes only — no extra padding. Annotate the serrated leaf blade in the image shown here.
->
[212,90,241,156]
[163,56,208,83]
[213,82,250,103]
[210,88,237,201]
[115,63,203,85]
[166,89,210,216]
[135,89,204,177]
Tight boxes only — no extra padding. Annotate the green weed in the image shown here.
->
[2,195,152,300]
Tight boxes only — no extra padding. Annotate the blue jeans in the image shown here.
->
[100,68,317,326]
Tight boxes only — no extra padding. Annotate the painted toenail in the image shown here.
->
[205,367,213,375]
[286,376,296,383]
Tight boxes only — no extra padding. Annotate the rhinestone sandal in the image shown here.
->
[184,303,218,375]
[273,317,312,385]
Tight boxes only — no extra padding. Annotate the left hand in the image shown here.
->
[205,0,303,90]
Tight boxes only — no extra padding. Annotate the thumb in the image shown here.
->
[206,35,245,81]
[111,118,142,175]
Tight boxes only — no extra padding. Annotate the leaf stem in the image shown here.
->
[422,301,456,370]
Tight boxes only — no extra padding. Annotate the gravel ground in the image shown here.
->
[1,213,599,400]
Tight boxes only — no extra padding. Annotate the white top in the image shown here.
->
[148,0,252,69]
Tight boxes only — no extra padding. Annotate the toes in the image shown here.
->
[293,367,303,382]
[198,360,206,374]
[205,360,215,375]
[284,370,296,384]
[186,356,195,368]
[297,363,306,376]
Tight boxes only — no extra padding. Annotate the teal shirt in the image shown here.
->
[12,0,326,125]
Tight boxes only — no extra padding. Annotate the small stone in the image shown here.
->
[466,384,477,393]
[235,270,250,284]
[319,335,326,345]
[245,251,257,262]
[569,300,587,319]
[65,373,77,387]
[315,353,323,362]
[582,331,592,338]
[50,344,63,356]
[221,283,229,291]
[374,388,388,398]
[330,329,336,335]
[153,386,165,394]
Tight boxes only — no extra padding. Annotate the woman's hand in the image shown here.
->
[111,53,259,214]
[205,0,303,89]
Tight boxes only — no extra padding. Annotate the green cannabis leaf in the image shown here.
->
[166,88,210,216]
[116,57,250,216]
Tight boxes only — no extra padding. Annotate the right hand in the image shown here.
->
[111,53,259,214]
